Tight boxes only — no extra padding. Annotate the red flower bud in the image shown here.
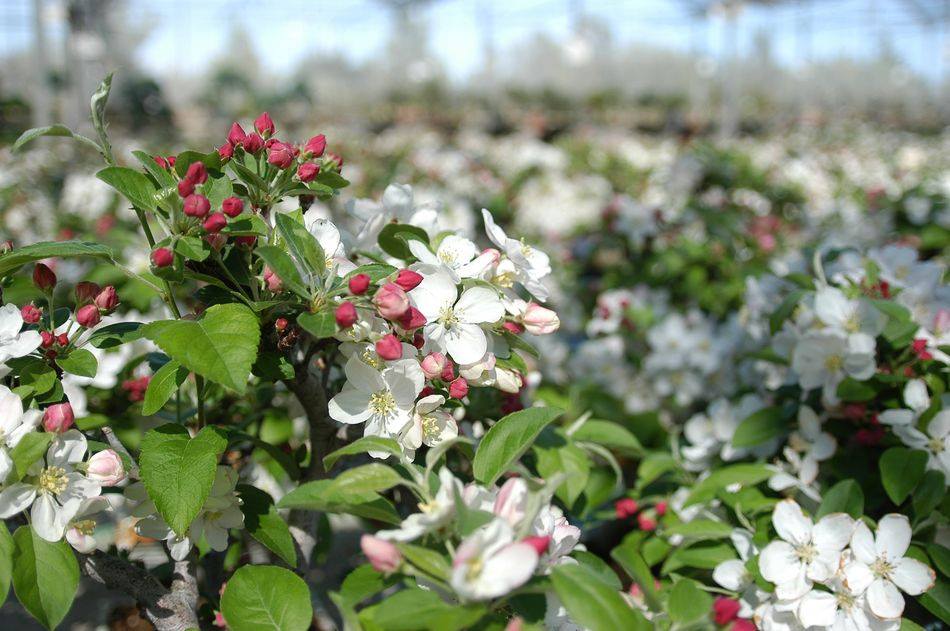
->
[275,317,289,332]
[94,286,119,312]
[421,353,446,379]
[655,500,667,517]
[449,377,468,399]
[33,263,56,291]
[20,304,41,324]
[373,283,410,320]
[221,196,244,217]
[335,302,358,328]
[305,134,327,157]
[375,334,403,361]
[614,498,638,519]
[183,194,211,218]
[40,331,54,348]
[297,162,320,182]
[75,281,101,305]
[398,306,426,330]
[503,321,525,334]
[76,303,101,328]
[177,178,195,198]
[227,122,247,147]
[185,161,208,185]
[440,358,456,381]
[243,133,264,154]
[267,141,295,169]
[166,156,176,168]
[326,151,344,168]
[394,269,423,292]
[714,597,742,625]
[203,212,228,233]
[151,247,174,268]
[348,274,371,295]
[521,535,551,556]
[43,402,74,433]
[153,155,169,169]
[218,143,234,161]
[636,513,656,531]
[263,266,283,292]
[56,333,69,347]
[234,236,257,248]
[254,112,275,137]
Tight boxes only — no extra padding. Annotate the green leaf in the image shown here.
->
[668,578,713,625]
[918,579,950,624]
[256,246,309,298]
[817,479,864,519]
[132,149,177,189]
[534,442,590,506]
[221,564,313,631]
[277,480,401,524]
[914,470,946,519]
[836,377,877,402]
[0,522,13,607]
[11,526,79,630]
[339,564,398,607]
[206,175,234,209]
[551,563,650,631]
[662,542,736,573]
[574,550,622,590]
[611,544,661,611]
[880,447,928,505]
[359,587,485,631]
[346,264,397,283]
[324,436,401,470]
[275,212,325,277]
[17,359,57,396]
[473,407,563,485]
[142,303,260,393]
[571,420,643,455]
[665,519,734,540]
[12,124,100,154]
[769,289,806,335]
[87,322,143,349]
[174,236,211,262]
[684,463,774,507]
[97,166,158,211]
[929,544,950,578]
[297,309,337,340]
[331,463,405,496]
[57,348,98,378]
[0,240,114,277]
[10,433,52,481]
[90,73,114,163]
[377,223,430,260]
[732,406,786,448]
[139,424,228,535]
[238,485,297,567]
[224,213,270,236]
[315,170,349,189]
[397,543,451,581]
[142,360,189,416]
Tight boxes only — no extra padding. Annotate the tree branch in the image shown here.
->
[80,551,199,631]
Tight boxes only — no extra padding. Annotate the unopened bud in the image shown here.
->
[297,162,320,183]
[373,283,410,320]
[227,122,247,147]
[420,353,446,379]
[394,269,423,292]
[75,281,101,305]
[43,402,74,433]
[183,194,211,218]
[521,535,551,556]
[151,247,174,268]
[449,377,469,399]
[86,449,126,486]
[375,334,403,361]
[360,535,401,574]
[254,112,275,137]
[20,304,41,324]
[203,212,228,233]
[348,273,370,295]
[76,304,101,328]
[304,134,327,157]
[33,263,56,292]
[221,196,244,218]
[335,302,358,328]
[94,286,119,312]
[522,303,559,335]
[185,161,208,185]
[243,132,264,154]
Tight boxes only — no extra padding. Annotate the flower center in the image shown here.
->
[519,238,533,258]
[871,557,894,579]
[361,348,382,369]
[421,415,440,439]
[844,313,861,333]
[492,271,515,288]
[39,466,68,495]
[928,437,945,454]
[438,305,458,328]
[418,500,439,513]
[369,390,396,416]
[73,519,96,535]
[895,265,909,280]
[824,354,843,372]
[438,249,457,265]
[795,542,818,563]
[835,590,856,611]
[465,556,484,581]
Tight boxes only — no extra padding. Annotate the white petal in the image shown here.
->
[889,557,935,596]
[813,513,854,552]
[843,560,875,594]
[481,209,508,249]
[798,590,839,627]
[903,379,930,413]
[455,287,504,324]
[328,388,372,424]
[867,578,904,619]
[407,239,439,266]
[344,355,385,393]
[758,541,800,585]
[0,304,23,337]
[48,429,87,466]
[0,483,36,518]
[444,324,488,365]
[875,514,911,562]
[410,271,457,321]
[31,494,69,541]
[850,521,877,564]
[879,409,914,426]
[472,542,538,599]
[773,499,813,546]
[713,559,748,591]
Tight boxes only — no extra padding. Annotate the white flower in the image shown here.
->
[408,235,492,282]
[450,518,539,600]
[0,303,42,376]
[814,285,886,338]
[759,499,854,599]
[871,245,941,290]
[65,496,111,553]
[481,209,551,300]
[189,467,244,552]
[893,410,950,480]
[771,405,836,491]
[0,429,100,542]
[798,579,899,630]
[714,529,768,619]
[378,468,462,542]
[879,379,930,426]
[409,269,504,365]
[792,330,876,402]
[328,355,424,443]
[0,385,42,480]
[305,215,357,277]
[842,514,935,619]
[400,394,458,457]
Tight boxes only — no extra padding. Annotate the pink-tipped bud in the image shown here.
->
[56,333,68,347]
[522,303,560,335]
[440,358,456,381]
[185,161,208,185]
[43,402,74,433]
[335,302,358,329]
[243,132,264,154]
[503,321,525,334]
[33,263,56,291]
[297,162,320,183]
[449,377,468,399]
[326,151,344,169]
[20,304,41,324]
[636,513,656,531]
[394,269,423,292]
[521,535,551,556]
[234,235,257,248]
[86,449,126,486]
[349,273,371,295]
[373,283,410,320]
[655,500,667,516]
[76,304,101,328]
[153,155,170,169]
[481,248,502,266]
[614,498,639,519]
[151,247,174,268]
[713,597,742,625]
[420,352,447,379]
[183,194,211,218]
[177,178,195,198]
[75,281,101,305]
[267,141,295,169]
[275,317,289,332]
[94,286,119,312]
[398,306,426,330]
[166,156,177,168]
[203,212,227,233]
[732,619,756,631]
[375,334,403,361]
[221,196,244,218]
[254,112,275,137]
[360,535,402,574]
[263,266,283,292]
[227,122,247,147]
[305,134,327,157]
[40,331,54,348]
[218,143,234,161]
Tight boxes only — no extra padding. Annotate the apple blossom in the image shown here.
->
[0,386,42,480]
[221,196,244,217]
[450,519,539,601]
[361,535,402,573]
[85,448,126,485]
[374,283,410,320]
[43,402,75,433]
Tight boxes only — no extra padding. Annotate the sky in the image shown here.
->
[1,0,948,84]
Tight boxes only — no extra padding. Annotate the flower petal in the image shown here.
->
[798,590,839,628]
[889,557,935,596]
[875,514,911,562]
[850,521,877,564]
[867,578,904,619]
[772,499,812,546]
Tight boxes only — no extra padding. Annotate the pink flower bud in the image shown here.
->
[521,535,551,556]
[503,321,525,334]
[449,377,468,399]
[221,196,244,218]
[655,500,667,516]
[373,283,410,320]
[183,194,211,218]
[243,132,264,154]
[43,402,74,433]
[166,156,177,168]
[360,535,402,574]
[177,178,195,198]
[732,619,756,631]
[203,212,228,233]
[297,162,320,183]
[263,266,283,292]
[185,161,208,185]
[636,513,656,531]
[348,273,370,295]
[40,331,54,348]
[20,304,41,324]
[441,358,456,381]
[614,498,638,519]
[394,269,423,292]
[398,306,426,330]
[375,334,403,361]
[151,247,174,268]
[218,143,233,161]
[420,353,446,379]
[275,317,288,332]
[522,303,559,335]
[56,333,68,347]
[326,151,344,169]
[713,597,741,625]
[481,248,501,266]
[75,281,101,305]
[94,286,119,312]
[494,478,528,525]
[267,141,295,169]
[505,618,524,631]
[86,449,126,486]
[305,134,327,157]
[33,263,56,291]
[153,155,169,169]
[335,302,357,328]
[227,122,247,147]
[254,112,275,137]
[76,304,101,328]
